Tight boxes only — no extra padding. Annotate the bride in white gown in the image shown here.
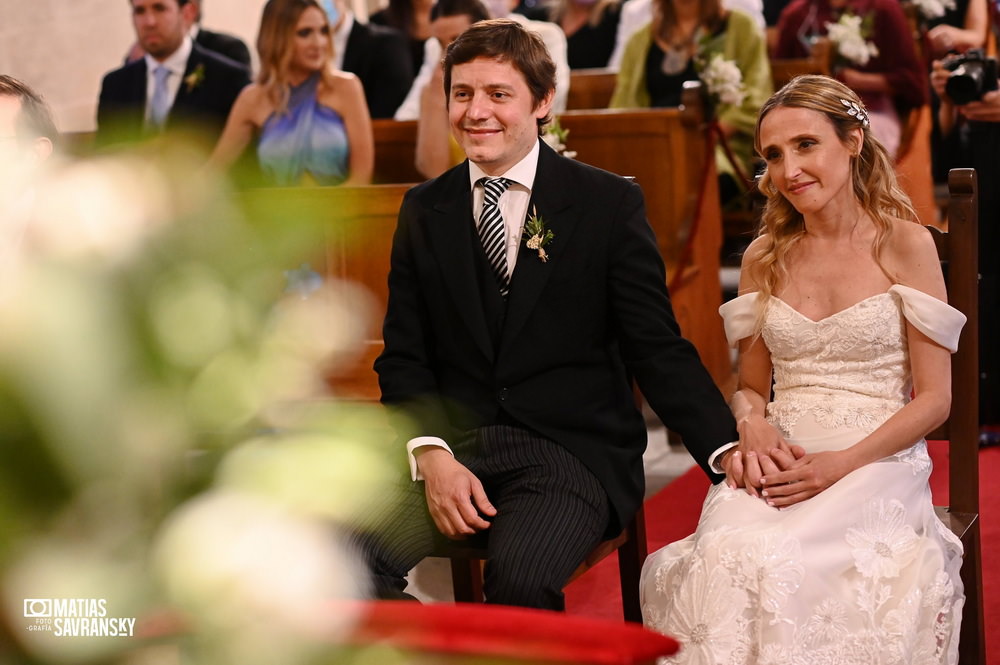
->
[641,76,966,664]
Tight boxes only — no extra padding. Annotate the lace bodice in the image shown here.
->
[720,285,966,439]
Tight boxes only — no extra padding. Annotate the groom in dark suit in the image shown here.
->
[96,0,249,149]
[358,18,737,610]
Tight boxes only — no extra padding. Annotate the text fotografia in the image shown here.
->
[23,599,136,637]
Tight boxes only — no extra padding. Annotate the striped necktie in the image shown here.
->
[478,177,513,297]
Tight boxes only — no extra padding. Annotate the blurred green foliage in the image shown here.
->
[0,141,407,665]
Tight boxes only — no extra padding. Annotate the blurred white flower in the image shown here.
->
[25,156,174,264]
[542,118,577,159]
[826,13,880,67]
[700,54,747,107]
[216,425,399,522]
[153,491,364,645]
[911,0,956,20]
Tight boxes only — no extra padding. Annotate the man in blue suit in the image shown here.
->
[357,19,737,610]
[96,0,249,149]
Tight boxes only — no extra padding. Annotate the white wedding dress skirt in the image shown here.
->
[641,285,966,664]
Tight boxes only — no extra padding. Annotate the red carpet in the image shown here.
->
[565,443,999,662]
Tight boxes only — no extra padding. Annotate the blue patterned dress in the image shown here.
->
[257,73,350,186]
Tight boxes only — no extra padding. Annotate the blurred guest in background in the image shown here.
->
[210,0,374,186]
[413,0,491,178]
[923,0,988,185]
[925,0,989,60]
[187,0,254,66]
[370,0,437,81]
[608,0,765,71]
[395,0,571,120]
[931,55,1000,439]
[548,0,623,69]
[773,0,926,158]
[97,0,250,149]
[610,0,772,201]
[322,0,415,118]
[123,0,253,67]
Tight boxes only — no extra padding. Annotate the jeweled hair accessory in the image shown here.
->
[840,98,870,127]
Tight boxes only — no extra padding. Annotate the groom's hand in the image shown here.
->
[415,448,497,539]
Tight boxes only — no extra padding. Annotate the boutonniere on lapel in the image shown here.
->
[522,206,554,263]
[183,63,206,93]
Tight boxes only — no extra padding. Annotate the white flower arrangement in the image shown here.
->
[825,12,880,67]
[700,54,747,107]
[910,0,956,20]
[542,117,577,159]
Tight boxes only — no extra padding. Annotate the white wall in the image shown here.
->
[0,0,386,133]
[0,0,267,132]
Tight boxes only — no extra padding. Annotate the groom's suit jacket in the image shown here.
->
[96,43,250,149]
[376,141,737,534]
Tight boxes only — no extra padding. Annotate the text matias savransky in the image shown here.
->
[23,598,136,637]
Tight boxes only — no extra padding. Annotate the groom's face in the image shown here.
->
[448,56,553,176]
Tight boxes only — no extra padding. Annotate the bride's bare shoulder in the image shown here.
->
[885,219,946,298]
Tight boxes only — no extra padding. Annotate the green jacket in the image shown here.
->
[610,10,772,181]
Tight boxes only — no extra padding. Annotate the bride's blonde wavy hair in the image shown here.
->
[749,75,917,333]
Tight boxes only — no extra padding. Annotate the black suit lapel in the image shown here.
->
[170,47,205,117]
[127,60,148,106]
[500,143,578,354]
[425,165,496,361]
[122,61,149,138]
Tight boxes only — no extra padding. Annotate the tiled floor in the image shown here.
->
[404,417,695,602]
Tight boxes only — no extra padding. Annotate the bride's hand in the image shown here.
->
[758,449,857,507]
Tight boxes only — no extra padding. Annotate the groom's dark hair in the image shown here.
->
[442,18,556,135]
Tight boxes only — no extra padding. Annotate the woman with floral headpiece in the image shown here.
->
[641,75,964,662]
[609,0,772,202]
[773,0,926,158]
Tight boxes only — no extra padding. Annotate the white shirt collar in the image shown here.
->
[467,139,541,191]
[332,13,354,71]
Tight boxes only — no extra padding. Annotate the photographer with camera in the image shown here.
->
[932,49,1000,442]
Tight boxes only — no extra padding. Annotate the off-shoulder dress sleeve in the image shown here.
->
[889,284,967,353]
[718,292,759,347]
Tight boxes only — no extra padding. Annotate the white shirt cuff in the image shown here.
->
[406,436,454,481]
[708,441,739,474]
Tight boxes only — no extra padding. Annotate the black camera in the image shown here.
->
[944,48,999,105]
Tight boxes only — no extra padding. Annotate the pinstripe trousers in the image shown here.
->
[351,425,611,610]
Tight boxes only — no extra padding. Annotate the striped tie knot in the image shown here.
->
[477,177,514,297]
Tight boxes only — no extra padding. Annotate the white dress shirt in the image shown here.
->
[607,0,765,72]
[332,13,354,71]
[404,140,541,481]
[394,13,570,121]
[143,36,193,126]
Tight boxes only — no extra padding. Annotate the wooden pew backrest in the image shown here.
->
[372,119,422,185]
[770,37,831,90]
[567,68,618,110]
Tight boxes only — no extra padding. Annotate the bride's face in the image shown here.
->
[758,105,861,217]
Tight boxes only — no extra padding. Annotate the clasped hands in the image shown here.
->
[720,414,854,507]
